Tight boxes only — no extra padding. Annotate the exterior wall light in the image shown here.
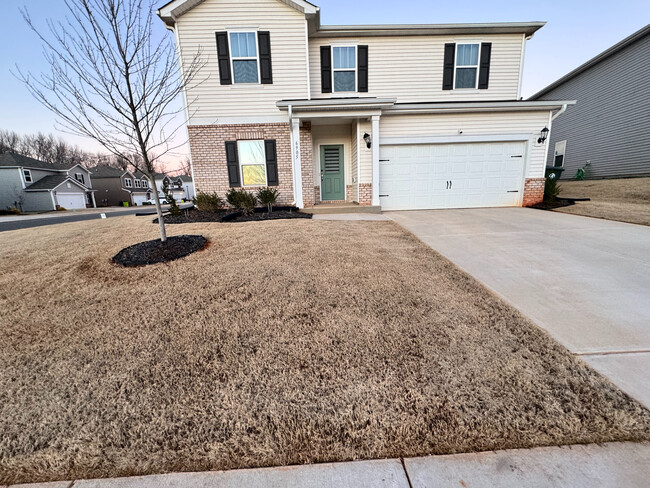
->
[363,132,372,148]
[538,127,549,144]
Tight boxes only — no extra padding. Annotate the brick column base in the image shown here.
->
[523,178,545,206]
[358,183,372,205]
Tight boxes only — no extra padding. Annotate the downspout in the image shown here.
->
[288,104,297,206]
[551,104,568,121]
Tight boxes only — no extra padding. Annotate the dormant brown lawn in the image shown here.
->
[0,216,648,484]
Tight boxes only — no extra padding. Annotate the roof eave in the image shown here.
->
[311,22,546,38]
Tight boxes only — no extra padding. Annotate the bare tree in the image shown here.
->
[0,130,21,154]
[18,0,203,242]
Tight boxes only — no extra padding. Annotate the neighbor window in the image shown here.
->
[333,46,356,92]
[124,178,132,187]
[455,43,480,89]
[74,172,85,185]
[238,140,266,186]
[135,179,141,188]
[142,179,148,188]
[554,140,567,167]
[23,169,32,183]
[230,32,259,84]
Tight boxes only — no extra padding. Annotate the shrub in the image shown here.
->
[162,182,181,215]
[193,191,223,213]
[256,187,279,213]
[225,188,257,216]
[544,175,561,202]
[0,207,21,216]
[57,206,67,211]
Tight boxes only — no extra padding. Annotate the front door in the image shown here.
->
[320,145,345,201]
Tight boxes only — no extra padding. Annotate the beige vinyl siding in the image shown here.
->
[380,111,551,178]
[309,34,524,102]
[350,121,359,200]
[175,0,308,121]
[359,120,372,183]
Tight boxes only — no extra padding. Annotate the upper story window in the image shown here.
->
[135,179,141,188]
[455,44,480,89]
[74,173,85,185]
[554,141,566,167]
[230,32,259,84]
[124,178,132,188]
[238,140,267,186]
[142,179,148,188]
[333,46,356,92]
[23,169,33,183]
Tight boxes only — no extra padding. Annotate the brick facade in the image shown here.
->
[358,183,372,206]
[187,122,313,207]
[522,178,545,206]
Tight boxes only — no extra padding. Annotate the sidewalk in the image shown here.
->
[7,442,648,488]
[0,207,135,223]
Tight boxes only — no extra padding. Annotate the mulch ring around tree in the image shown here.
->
[112,235,207,267]
[155,206,312,224]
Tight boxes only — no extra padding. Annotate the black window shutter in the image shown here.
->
[478,42,492,89]
[225,141,240,187]
[442,43,456,90]
[320,46,332,93]
[358,45,369,92]
[265,140,279,186]
[258,31,273,84]
[215,32,232,85]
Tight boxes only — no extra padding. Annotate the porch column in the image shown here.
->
[290,117,304,208]
[371,115,380,206]
[90,192,97,208]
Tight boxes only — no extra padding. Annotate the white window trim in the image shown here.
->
[238,140,268,187]
[453,42,481,90]
[74,172,85,185]
[23,169,33,184]
[124,178,132,188]
[332,45,357,94]
[142,179,149,188]
[135,179,141,188]
[554,140,567,168]
[228,30,261,85]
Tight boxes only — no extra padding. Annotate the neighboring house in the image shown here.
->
[530,24,650,180]
[153,173,193,201]
[0,153,95,212]
[158,0,573,211]
[90,165,153,206]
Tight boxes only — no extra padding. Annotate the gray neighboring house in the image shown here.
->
[530,24,650,179]
[90,165,153,206]
[0,153,96,212]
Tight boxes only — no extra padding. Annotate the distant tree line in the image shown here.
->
[0,129,126,169]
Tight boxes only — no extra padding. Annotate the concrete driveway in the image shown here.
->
[389,208,650,408]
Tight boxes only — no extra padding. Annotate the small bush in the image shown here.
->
[0,207,21,216]
[256,187,279,213]
[544,175,561,202]
[225,188,257,216]
[193,191,223,213]
[56,206,67,211]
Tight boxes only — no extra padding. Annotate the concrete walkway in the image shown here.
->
[388,208,650,408]
[7,442,648,488]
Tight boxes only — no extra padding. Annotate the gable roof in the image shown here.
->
[25,175,88,192]
[157,0,318,26]
[90,165,127,178]
[0,152,75,171]
[530,23,650,99]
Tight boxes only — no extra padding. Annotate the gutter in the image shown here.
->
[551,103,568,121]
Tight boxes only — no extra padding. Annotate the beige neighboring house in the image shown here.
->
[158,0,574,210]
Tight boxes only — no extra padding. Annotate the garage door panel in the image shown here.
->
[379,141,526,211]
[56,193,86,209]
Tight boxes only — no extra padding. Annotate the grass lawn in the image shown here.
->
[1,217,649,484]
[556,177,650,226]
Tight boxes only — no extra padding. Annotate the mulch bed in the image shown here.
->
[531,199,575,210]
[156,206,312,224]
[112,235,207,267]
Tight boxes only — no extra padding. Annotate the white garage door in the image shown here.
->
[379,141,527,211]
[56,192,87,209]
[132,194,149,206]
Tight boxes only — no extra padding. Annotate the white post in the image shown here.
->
[371,115,380,206]
[90,192,97,208]
[291,117,304,208]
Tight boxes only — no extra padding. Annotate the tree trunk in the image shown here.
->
[146,170,167,242]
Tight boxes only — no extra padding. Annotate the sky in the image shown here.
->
[0,0,648,171]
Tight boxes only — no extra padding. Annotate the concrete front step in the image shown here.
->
[305,205,382,215]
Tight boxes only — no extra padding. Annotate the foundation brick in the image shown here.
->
[523,178,545,206]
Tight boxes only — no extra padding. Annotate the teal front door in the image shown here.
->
[320,145,345,201]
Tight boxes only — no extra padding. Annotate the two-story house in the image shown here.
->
[153,173,195,202]
[90,165,154,206]
[0,152,95,212]
[158,0,574,210]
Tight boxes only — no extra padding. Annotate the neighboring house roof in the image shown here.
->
[89,165,127,178]
[25,175,88,192]
[177,175,193,183]
[530,23,650,99]
[0,152,75,171]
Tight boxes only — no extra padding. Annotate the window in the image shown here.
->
[75,173,85,185]
[455,44,480,89]
[238,140,266,186]
[554,140,567,167]
[142,179,148,188]
[124,178,132,188]
[332,46,356,92]
[23,169,32,183]
[230,32,259,84]
[135,179,141,188]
